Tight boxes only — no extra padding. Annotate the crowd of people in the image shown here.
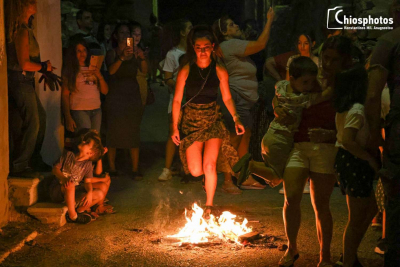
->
[5,0,400,266]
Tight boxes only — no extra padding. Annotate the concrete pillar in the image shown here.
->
[0,0,10,227]
[34,0,64,166]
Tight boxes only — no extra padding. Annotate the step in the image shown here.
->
[27,203,68,227]
[8,178,40,207]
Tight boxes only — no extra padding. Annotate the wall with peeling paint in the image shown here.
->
[0,0,10,228]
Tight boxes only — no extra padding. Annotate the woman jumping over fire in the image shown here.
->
[171,25,245,219]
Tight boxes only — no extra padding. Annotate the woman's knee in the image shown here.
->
[284,193,302,208]
[203,161,216,175]
[188,165,203,177]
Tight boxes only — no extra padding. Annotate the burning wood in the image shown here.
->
[166,203,253,245]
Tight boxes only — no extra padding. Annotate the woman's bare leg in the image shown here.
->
[165,122,176,169]
[130,148,140,172]
[203,138,222,206]
[186,141,204,177]
[108,147,117,171]
[343,193,378,267]
[282,167,309,257]
[309,172,336,264]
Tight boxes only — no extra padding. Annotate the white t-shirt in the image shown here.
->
[70,67,101,110]
[162,47,185,113]
[269,80,319,132]
[335,103,370,149]
[220,39,258,103]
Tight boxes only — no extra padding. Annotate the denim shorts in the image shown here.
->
[70,108,102,133]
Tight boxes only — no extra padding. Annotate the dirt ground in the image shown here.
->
[2,83,384,267]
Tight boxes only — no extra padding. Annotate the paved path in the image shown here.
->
[3,83,384,267]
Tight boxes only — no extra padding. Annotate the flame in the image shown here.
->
[168,203,252,244]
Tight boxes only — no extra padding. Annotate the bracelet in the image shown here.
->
[233,113,241,122]
[117,55,124,62]
[38,62,47,73]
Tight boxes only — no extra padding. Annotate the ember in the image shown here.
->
[167,203,252,245]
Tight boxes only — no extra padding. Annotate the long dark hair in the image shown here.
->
[181,25,223,67]
[333,64,368,113]
[161,18,191,59]
[111,23,131,49]
[321,35,353,69]
[62,38,90,93]
[129,20,145,50]
[295,32,315,55]
[212,15,230,44]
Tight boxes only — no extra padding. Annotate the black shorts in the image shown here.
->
[334,147,375,198]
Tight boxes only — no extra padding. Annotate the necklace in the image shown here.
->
[197,63,211,80]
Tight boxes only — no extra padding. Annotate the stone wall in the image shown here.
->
[0,0,10,228]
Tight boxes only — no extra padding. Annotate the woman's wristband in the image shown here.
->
[38,62,47,73]
[233,113,241,122]
[117,55,125,62]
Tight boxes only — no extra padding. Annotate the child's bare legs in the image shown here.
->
[64,185,77,219]
[92,175,111,206]
[343,193,378,267]
[76,188,106,213]
[108,147,117,171]
[249,160,282,186]
[130,148,139,172]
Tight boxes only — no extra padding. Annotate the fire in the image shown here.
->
[168,203,252,244]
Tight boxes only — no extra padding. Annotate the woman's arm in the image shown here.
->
[15,28,51,72]
[94,159,103,176]
[244,8,274,56]
[264,57,282,81]
[61,83,76,132]
[164,71,175,94]
[135,48,148,74]
[342,127,379,172]
[216,64,245,135]
[171,65,190,145]
[93,67,109,95]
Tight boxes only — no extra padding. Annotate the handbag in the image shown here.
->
[178,63,212,138]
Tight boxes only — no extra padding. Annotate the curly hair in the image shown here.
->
[5,0,34,42]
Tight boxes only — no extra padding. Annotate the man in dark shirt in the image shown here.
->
[366,1,400,265]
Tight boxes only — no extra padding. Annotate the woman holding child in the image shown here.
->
[277,36,355,267]
[171,25,245,219]
[62,39,109,134]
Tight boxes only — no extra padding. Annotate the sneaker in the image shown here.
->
[279,186,284,195]
[158,168,172,181]
[375,238,387,255]
[303,182,310,194]
[371,212,382,228]
[66,212,92,224]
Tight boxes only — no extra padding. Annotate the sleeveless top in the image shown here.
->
[7,23,41,72]
[185,61,219,104]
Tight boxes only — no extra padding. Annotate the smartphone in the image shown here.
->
[127,37,134,47]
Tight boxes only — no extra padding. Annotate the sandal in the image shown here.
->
[278,251,299,267]
[94,204,116,215]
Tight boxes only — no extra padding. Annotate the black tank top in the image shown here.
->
[185,61,219,104]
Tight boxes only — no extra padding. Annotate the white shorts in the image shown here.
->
[285,142,338,174]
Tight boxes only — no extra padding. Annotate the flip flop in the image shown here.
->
[240,182,266,190]
[232,153,252,173]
